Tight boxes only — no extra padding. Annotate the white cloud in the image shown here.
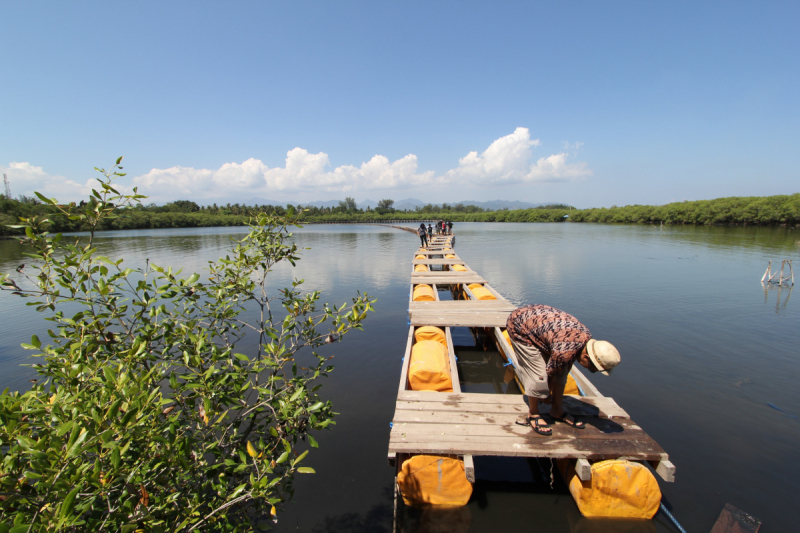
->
[133,148,436,200]
[5,128,593,204]
[0,162,99,202]
[443,127,591,185]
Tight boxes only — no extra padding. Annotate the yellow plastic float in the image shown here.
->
[409,327,452,392]
[415,326,447,347]
[559,459,661,518]
[414,264,429,272]
[412,284,436,301]
[397,455,473,507]
[451,264,467,272]
[470,286,496,300]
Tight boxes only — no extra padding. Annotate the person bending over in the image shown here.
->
[506,304,620,435]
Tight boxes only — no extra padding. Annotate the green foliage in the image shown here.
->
[567,194,800,225]
[0,159,375,532]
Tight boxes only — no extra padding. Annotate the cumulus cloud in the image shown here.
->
[0,162,99,202]
[444,127,591,185]
[5,128,592,204]
[133,148,436,200]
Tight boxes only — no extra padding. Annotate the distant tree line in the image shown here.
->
[2,191,798,235]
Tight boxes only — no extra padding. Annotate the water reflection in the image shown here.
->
[1,223,798,531]
[762,282,793,312]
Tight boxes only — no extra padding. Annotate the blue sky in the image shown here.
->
[2,1,798,208]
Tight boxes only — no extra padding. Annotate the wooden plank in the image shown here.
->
[390,418,647,440]
[482,284,507,301]
[649,459,676,482]
[411,274,485,285]
[415,250,456,256]
[412,270,476,277]
[431,284,440,301]
[412,259,467,265]
[389,438,667,461]
[461,284,477,301]
[409,301,517,311]
[571,367,603,397]
[397,327,414,393]
[410,311,512,327]
[493,327,520,369]
[396,391,629,418]
[392,407,629,428]
[575,459,592,481]
[444,327,475,482]
[710,504,761,533]
[445,327,460,394]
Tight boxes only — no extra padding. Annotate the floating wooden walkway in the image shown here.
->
[389,233,674,485]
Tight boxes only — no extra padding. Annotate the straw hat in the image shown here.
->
[586,339,620,376]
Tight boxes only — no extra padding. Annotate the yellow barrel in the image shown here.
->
[415,254,426,259]
[409,340,452,392]
[413,284,436,301]
[397,455,473,507]
[451,265,467,272]
[559,459,661,518]
[415,264,429,272]
[445,254,456,259]
[467,283,482,290]
[415,326,447,347]
[470,286,497,300]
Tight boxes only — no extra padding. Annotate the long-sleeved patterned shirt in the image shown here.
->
[506,304,592,377]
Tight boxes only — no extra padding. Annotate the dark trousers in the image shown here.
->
[419,235,428,247]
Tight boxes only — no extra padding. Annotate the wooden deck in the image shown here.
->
[390,232,674,484]
[389,390,666,461]
[410,274,486,285]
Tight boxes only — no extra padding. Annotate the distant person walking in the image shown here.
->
[447,221,453,235]
[506,305,621,436]
[418,223,428,248]
[427,224,433,240]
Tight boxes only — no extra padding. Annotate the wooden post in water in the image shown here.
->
[761,261,771,283]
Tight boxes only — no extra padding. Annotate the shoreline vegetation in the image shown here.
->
[2,193,798,236]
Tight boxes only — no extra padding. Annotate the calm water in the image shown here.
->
[1,223,798,532]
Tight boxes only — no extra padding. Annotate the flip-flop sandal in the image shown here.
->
[517,416,552,436]
[551,413,585,430]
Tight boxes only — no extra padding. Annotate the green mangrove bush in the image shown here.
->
[0,158,375,532]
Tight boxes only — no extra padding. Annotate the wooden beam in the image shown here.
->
[649,459,676,482]
[570,367,603,398]
[482,283,507,301]
[463,454,475,483]
[410,311,512,327]
[397,327,414,393]
[575,458,592,481]
[410,274,486,285]
[409,301,517,311]
[412,259,467,265]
